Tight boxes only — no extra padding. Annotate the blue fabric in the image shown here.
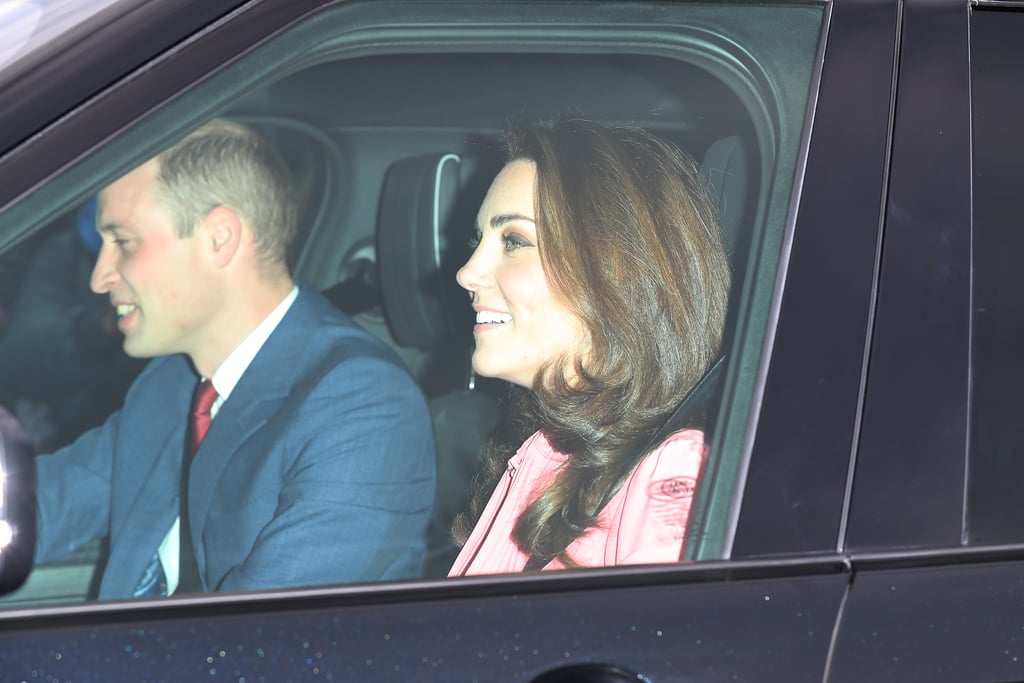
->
[75,197,101,255]
[34,284,437,599]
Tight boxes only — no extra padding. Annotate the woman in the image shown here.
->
[450,118,731,575]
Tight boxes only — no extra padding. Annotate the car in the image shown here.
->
[0,0,1022,680]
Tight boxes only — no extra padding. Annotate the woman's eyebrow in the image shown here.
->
[490,213,536,229]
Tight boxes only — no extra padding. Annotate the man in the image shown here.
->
[32,120,436,598]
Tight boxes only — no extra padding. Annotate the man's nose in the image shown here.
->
[89,244,117,294]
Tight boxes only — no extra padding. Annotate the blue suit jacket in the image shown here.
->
[34,285,436,599]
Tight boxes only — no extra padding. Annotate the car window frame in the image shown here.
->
[732,0,900,559]
[0,0,830,611]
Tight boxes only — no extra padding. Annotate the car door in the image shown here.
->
[823,0,1024,679]
[0,0,902,680]
[828,1,1024,680]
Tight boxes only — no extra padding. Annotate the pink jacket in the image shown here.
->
[449,428,707,576]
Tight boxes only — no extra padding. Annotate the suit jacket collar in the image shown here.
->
[184,284,327,581]
[209,284,300,402]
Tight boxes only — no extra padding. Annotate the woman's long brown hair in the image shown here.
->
[453,118,732,565]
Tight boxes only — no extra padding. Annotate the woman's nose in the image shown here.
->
[456,248,489,293]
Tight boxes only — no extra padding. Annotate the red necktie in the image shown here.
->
[179,378,218,594]
[187,379,219,458]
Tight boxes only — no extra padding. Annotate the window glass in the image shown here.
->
[0,0,825,607]
[968,8,1024,544]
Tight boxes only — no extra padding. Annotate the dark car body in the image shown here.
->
[0,0,1022,680]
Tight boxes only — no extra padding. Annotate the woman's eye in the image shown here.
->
[467,230,481,249]
[502,233,532,252]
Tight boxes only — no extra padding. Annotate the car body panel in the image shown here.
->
[0,561,850,681]
[831,551,1024,682]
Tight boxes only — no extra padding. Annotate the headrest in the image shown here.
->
[376,152,496,349]
[701,134,749,252]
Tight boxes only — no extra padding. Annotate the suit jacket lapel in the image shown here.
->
[102,357,195,597]
[185,286,324,574]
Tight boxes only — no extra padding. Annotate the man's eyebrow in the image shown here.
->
[97,221,132,237]
[489,213,536,229]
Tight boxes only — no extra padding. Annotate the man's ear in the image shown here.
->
[202,206,243,267]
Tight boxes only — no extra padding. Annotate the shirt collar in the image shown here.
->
[206,285,299,411]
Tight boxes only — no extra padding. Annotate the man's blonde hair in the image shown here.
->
[153,119,298,267]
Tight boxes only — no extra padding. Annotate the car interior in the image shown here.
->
[233,52,758,575]
[0,1,826,605]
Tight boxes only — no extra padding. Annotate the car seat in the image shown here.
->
[374,150,505,577]
[701,133,749,256]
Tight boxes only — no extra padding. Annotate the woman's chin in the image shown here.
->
[471,357,528,388]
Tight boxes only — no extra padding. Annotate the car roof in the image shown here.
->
[0,0,253,160]
[0,0,134,83]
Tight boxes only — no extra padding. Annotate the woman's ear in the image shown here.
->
[202,206,243,267]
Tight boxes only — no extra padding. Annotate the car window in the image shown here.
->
[967,6,1024,545]
[0,0,826,607]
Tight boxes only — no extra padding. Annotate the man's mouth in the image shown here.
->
[115,304,139,332]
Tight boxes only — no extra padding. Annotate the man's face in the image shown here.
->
[91,159,214,360]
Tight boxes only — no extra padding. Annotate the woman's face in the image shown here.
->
[456,159,587,388]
